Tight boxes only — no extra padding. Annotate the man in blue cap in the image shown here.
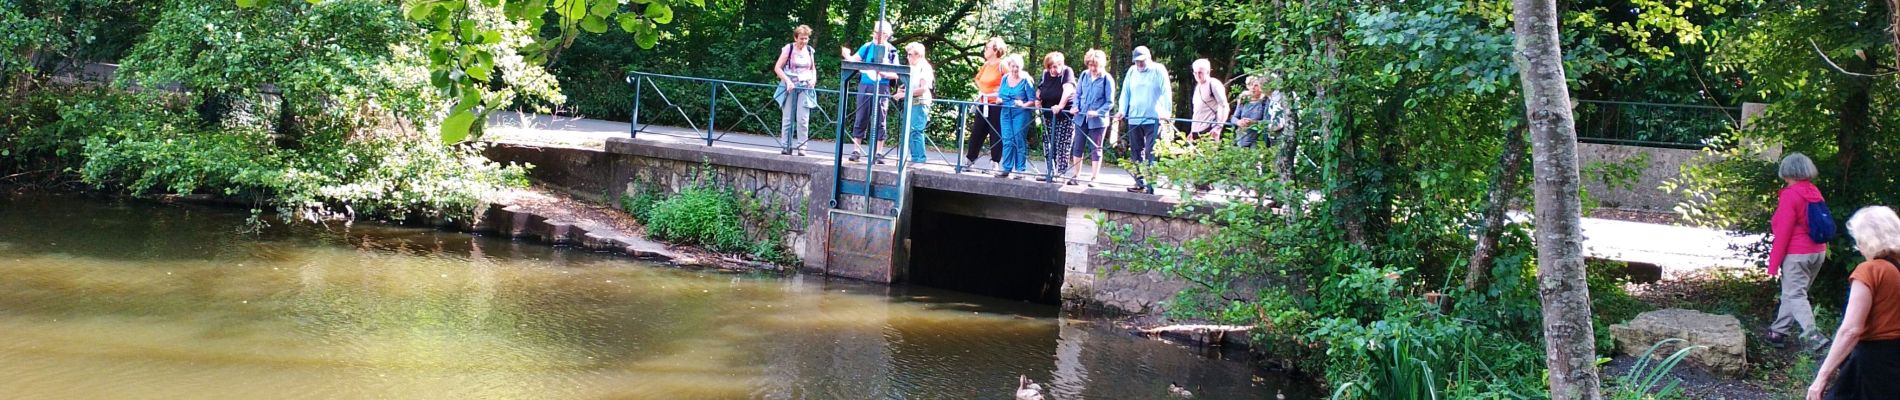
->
[1114,45,1172,194]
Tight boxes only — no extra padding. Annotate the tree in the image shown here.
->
[225,0,703,143]
[1512,0,1602,397]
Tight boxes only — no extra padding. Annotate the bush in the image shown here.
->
[644,186,749,252]
[621,180,799,266]
[3,84,527,223]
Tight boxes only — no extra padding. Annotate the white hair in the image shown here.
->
[1192,58,1212,72]
[1851,206,1900,259]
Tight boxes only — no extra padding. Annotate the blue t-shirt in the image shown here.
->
[855,42,898,86]
[1117,65,1171,125]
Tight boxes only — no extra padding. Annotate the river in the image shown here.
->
[0,194,1313,399]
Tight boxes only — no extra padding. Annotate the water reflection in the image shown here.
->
[0,195,1312,399]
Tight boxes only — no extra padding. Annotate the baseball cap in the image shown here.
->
[1132,46,1151,62]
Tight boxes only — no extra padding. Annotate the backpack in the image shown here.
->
[1807,201,1837,243]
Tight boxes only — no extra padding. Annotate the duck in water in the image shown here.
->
[1167,382,1194,398]
[1015,375,1045,400]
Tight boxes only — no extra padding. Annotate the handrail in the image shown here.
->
[623,70,1271,190]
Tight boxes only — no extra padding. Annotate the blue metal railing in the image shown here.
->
[624,70,1256,189]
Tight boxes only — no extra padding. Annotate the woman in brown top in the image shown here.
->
[1809,206,1900,399]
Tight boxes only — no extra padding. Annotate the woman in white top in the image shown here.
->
[895,42,934,164]
[772,25,818,156]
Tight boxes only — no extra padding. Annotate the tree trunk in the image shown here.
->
[1113,0,1132,65]
[806,0,833,48]
[1030,0,1041,56]
[1512,0,1602,398]
[1889,0,1900,77]
[1466,125,1529,290]
[1065,0,1078,50]
[1312,31,1367,246]
[844,0,868,48]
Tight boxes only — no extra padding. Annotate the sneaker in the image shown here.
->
[1805,334,1832,353]
[1765,332,1788,349]
[849,150,862,162]
[794,148,807,157]
[995,172,1010,179]
[781,148,793,156]
[1126,186,1146,193]
[1065,178,1078,186]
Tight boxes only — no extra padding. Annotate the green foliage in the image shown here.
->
[123,0,445,132]
[1606,339,1702,400]
[1100,0,1762,396]
[388,0,699,142]
[619,184,664,222]
[1588,260,1655,355]
[1668,0,1895,306]
[622,179,799,265]
[3,85,528,223]
[3,0,164,79]
[0,2,51,79]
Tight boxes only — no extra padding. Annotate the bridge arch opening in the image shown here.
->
[905,188,1066,305]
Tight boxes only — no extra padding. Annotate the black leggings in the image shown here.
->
[964,103,1003,163]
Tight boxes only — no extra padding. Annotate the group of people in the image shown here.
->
[771,22,1290,193]
[1765,153,1900,399]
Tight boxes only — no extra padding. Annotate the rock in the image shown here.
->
[1609,308,1747,377]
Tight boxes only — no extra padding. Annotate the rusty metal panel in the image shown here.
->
[826,209,897,283]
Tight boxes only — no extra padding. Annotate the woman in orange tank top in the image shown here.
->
[962,37,1008,169]
[1809,206,1900,399]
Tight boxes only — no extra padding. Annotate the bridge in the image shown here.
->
[482,66,1254,313]
[481,68,1753,313]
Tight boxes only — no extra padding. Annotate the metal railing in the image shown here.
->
[1574,99,1741,149]
[624,70,1266,189]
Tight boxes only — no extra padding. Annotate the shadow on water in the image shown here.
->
[0,194,1317,399]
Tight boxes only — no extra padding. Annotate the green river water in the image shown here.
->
[0,194,1313,399]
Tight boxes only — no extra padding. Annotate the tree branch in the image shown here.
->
[1811,39,1899,78]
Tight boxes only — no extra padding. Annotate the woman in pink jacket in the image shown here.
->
[1770,152,1829,349]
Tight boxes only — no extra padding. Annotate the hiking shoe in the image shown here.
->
[1765,332,1788,349]
[1805,334,1832,353]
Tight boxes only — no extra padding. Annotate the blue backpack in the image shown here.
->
[1807,201,1837,243]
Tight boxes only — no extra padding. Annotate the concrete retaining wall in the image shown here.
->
[485,142,830,270]
[1578,142,1702,213]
